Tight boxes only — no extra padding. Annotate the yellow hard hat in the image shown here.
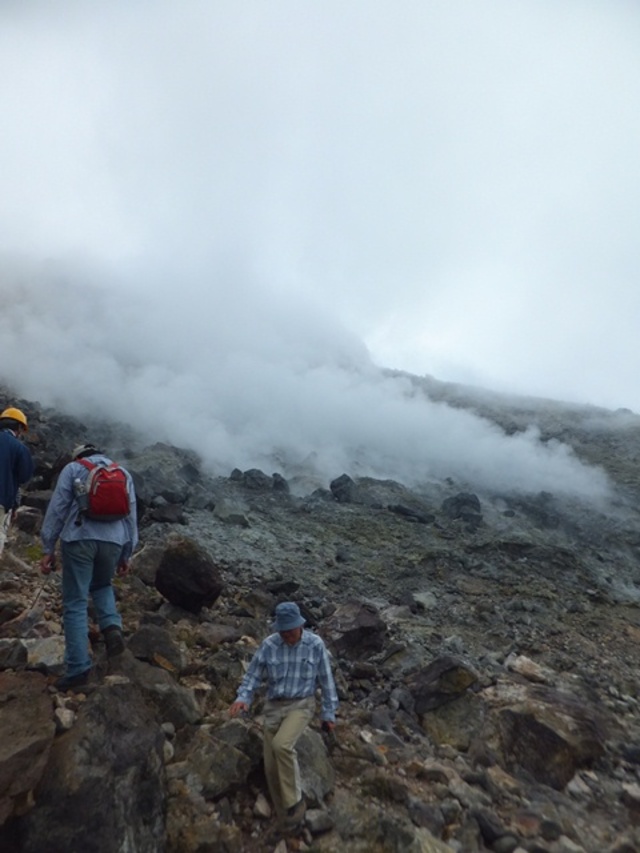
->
[0,407,28,430]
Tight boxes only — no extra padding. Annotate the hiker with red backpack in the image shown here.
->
[39,443,138,691]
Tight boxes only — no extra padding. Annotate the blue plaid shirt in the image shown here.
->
[236,629,339,722]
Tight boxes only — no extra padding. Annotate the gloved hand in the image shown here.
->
[321,720,335,734]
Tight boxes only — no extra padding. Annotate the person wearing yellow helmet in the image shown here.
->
[0,407,29,432]
[0,406,34,557]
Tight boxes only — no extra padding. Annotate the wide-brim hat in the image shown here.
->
[272,602,305,632]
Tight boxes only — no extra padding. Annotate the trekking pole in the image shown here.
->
[28,576,50,612]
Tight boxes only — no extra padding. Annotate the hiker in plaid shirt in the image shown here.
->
[230,601,338,833]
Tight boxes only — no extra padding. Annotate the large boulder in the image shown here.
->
[175,727,254,800]
[127,624,187,673]
[407,656,479,714]
[0,672,55,827]
[329,474,357,504]
[487,681,607,789]
[155,536,224,614]
[4,680,166,853]
[441,492,482,525]
[298,728,336,806]
[323,600,387,660]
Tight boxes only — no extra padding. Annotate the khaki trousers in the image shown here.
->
[262,696,315,816]
[0,508,10,558]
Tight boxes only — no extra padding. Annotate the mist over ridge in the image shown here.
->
[0,257,612,502]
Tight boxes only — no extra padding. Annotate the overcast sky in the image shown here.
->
[1,1,637,498]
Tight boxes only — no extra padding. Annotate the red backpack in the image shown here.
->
[76,459,131,521]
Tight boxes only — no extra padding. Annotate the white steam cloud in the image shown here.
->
[0,259,609,500]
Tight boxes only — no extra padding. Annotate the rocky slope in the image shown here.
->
[0,381,639,853]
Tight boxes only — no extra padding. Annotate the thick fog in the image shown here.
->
[0,262,610,499]
[2,1,635,498]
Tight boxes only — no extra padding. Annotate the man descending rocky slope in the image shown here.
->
[0,388,639,852]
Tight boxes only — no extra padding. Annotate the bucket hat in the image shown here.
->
[272,602,305,632]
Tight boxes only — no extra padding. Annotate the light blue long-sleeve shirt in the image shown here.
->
[40,454,138,560]
[235,629,339,722]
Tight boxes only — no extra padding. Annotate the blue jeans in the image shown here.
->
[61,539,123,677]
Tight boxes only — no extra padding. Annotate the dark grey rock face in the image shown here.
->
[4,681,166,853]
[0,672,55,826]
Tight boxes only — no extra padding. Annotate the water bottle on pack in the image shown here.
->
[73,477,89,516]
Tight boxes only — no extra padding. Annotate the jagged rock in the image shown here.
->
[306,807,334,834]
[23,636,65,670]
[413,591,438,611]
[298,728,336,805]
[388,504,435,524]
[200,647,248,700]
[127,624,186,673]
[211,719,264,766]
[19,492,51,514]
[420,692,485,751]
[505,653,554,685]
[272,473,289,493]
[323,600,387,659]
[253,791,271,818]
[212,497,250,527]
[0,606,45,640]
[166,803,242,853]
[266,578,300,596]
[1,681,165,852]
[148,504,187,524]
[53,706,75,733]
[195,623,244,648]
[330,473,357,503]
[0,672,55,827]
[238,468,274,490]
[0,640,27,670]
[486,681,607,790]
[173,727,254,800]
[441,492,482,525]
[620,782,640,812]
[0,602,22,629]
[407,797,445,836]
[408,656,479,714]
[155,536,224,613]
[131,544,164,586]
[234,587,275,620]
[12,507,42,535]
[114,655,203,729]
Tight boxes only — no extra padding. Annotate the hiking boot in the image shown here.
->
[283,799,306,830]
[102,625,125,657]
[54,669,92,692]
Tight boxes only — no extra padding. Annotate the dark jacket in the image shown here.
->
[0,429,34,511]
